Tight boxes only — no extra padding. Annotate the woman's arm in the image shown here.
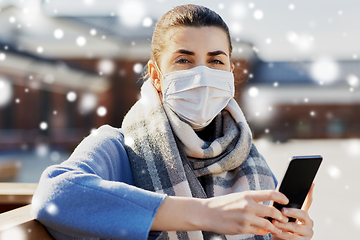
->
[31,125,166,240]
[152,190,290,236]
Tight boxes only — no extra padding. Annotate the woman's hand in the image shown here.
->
[201,190,289,236]
[152,190,289,236]
[272,184,315,240]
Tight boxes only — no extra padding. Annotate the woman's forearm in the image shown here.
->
[151,196,205,231]
[151,190,289,235]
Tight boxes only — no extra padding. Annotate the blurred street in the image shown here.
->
[254,138,360,239]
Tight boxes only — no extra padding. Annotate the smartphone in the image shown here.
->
[267,155,322,222]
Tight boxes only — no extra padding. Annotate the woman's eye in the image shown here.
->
[176,58,190,64]
[211,59,224,65]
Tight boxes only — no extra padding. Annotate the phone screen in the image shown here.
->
[268,155,322,222]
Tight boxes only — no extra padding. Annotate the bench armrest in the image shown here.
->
[0,204,54,240]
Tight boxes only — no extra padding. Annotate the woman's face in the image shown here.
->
[149,26,233,92]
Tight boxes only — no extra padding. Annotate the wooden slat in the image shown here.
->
[0,183,38,204]
[0,204,54,240]
[0,204,34,231]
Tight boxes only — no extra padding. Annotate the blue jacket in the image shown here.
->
[31,125,166,240]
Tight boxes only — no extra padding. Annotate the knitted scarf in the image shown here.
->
[121,80,276,240]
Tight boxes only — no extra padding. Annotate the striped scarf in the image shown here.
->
[121,80,276,240]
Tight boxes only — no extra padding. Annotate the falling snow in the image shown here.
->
[0,78,13,107]
[67,91,77,102]
[79,93,97,114]
[90,29,97,36]
[142,17,153,27]
[347,75,359,87]
[54,29,64,39]
[37,46,44,53]
[50,151,61,162]
[9,16,16,23]
[0,227,25,239]
[133,63,143,74]
[0,52,6,61]
[230,2,247,19]
[44,74,55,84]
[46,202,59,216]
[346,139,360,156]
[36,144,49,157]
[118,1,146,27]
[97,59,115,75]
[97,106,107,117]
[286,31,314,52]
[253,10,264,20]
[248,87,259,97]
[230,22,242,35]
[76,36,87,46]
[310,58,339,83]
[39,122,48,130]
[328,164,341,179]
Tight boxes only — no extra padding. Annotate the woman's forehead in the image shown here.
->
[164,26,230,54]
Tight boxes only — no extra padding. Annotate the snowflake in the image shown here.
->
[39,122,48,130]
[133,63,143,74]
[54,29,64,39]
[76,36,86,47]
[97,106,107,117]
[253,10,264,20]
[66,91,77,102]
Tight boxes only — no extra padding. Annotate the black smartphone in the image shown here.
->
[267,155,322,222]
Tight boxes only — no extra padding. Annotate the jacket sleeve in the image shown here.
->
[31,125,166,240]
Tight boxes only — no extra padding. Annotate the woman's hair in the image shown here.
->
[151,4,232,64]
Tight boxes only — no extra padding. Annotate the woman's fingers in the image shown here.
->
[247,190,289,205]
[273,219,314,239]
[272,208,314,238]
[246,215,283,235]
[282,208,313,227]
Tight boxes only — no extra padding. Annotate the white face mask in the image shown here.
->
[155,63,235,130]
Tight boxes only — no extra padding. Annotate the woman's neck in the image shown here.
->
[195,120,215,141]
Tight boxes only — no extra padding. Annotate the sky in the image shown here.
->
[1,0,359,61]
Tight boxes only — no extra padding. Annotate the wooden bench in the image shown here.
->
[0,204,54,239]
[0,183,54,239]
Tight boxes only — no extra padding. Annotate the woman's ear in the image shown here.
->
[148,60,162,92]
[231,63,235,73]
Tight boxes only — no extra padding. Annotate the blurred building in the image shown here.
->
[0,41,110,151]
[0,3,254,152]
[243,59,360,141]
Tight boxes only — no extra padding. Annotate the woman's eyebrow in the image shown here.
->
[207,50,228,57]
[175,49,195,55]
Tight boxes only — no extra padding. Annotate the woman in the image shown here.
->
[31,4,314,240]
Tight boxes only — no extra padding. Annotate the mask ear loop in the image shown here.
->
[153,61,164,99]
[154,61,164,81]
